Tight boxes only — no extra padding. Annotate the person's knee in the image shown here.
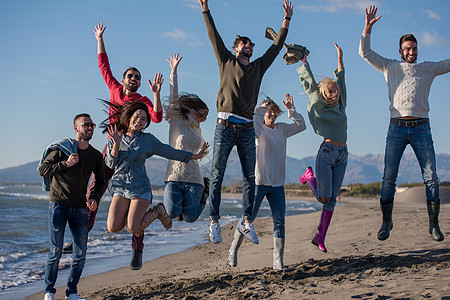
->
[183,215,198,223]
[107,222,123,233]
[321,197,331,204]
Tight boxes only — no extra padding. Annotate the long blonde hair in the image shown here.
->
[318,77,340,106]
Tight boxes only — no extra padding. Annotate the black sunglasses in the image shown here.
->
[76,122,96,129]
[126,74,141,81]
[241,40,255,47]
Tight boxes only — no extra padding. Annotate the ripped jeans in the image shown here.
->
[44,202,88,296]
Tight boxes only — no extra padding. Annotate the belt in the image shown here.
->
[217,118,254,130]
[390,118,429,127]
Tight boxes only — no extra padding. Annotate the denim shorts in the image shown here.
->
[112,188,153,203]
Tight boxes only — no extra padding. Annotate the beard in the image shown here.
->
[402,53,417,63]
[79,132,93,141]
[124,82,139,93]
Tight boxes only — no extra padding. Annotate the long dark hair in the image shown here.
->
[100,99,151,134]
[164,93,208,121]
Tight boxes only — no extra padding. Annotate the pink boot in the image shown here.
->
[300,167,317,192]
[311,209,333,253]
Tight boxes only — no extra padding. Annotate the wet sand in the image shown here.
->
[29,187,450,299]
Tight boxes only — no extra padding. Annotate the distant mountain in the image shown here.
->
[2,153,449,186]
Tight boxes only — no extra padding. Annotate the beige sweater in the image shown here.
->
[164,74,206,186]
[359,33,450,118]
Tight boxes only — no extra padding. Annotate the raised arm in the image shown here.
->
[363,5,381,35]
[281,0,293,29]
[296,54,318,96]
[166,53,182,104]
[282,94,306,137]
[335,43,343,72]
[148,73,164,113]
[359,6,389,72]
[93,22,106,54]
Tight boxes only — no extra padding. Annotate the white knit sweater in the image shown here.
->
[359,33,450,118]
[254,104,306,187]
[164,74,206,186]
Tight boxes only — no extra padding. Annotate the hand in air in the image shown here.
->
[148,73,164,95]
[166,53,183,74]
[283,93,294,110]
[93,22,106,40]
[108,124,123,145]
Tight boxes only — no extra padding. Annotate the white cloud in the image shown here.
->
[423,9,441,20]
[162,28,204,47]
[298,0,381,14]
[180,0,198,10]
[418,31,449,46]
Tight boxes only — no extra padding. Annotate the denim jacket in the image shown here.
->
[38,138,78,191]
[105,131,192,198]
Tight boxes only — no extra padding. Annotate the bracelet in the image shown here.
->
[284,16,291,21]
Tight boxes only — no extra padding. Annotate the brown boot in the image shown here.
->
[141,208,159,229]
[154,202,172,230]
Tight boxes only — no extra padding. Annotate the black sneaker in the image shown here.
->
[130,250,143,270]
[62,242,73,254]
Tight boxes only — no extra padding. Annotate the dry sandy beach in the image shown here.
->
[29,187,450,299]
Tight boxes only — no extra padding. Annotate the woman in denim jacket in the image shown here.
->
[297,43,348,253]
[104,89,208,270]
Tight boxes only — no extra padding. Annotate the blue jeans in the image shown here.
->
[44,202,88,296]
[210,123,256,221]
[164,181,205,223]
[381,121,439,203]
[253,185,286,238]
[314,142,348,212]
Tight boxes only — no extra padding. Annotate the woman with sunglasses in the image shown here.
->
[104,88,209,270]
[297,43,348,253]
[228,94,306,270]
[163,53,210,222]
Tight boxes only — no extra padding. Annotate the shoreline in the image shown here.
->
[27,189,450,299]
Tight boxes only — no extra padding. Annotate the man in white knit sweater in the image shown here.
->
[359,6,450,243]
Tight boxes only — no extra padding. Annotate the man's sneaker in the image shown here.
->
[209,222,222,244]
[44,293,55,300]
[62,242,73,254]
[238,222,259,244]
[65,294,87,300]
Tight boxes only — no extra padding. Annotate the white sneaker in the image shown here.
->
[238,221,259,244]
[65,294,87,300]
[44,293,55,300]
[209,222,222,244]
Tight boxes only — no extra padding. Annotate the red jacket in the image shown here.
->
[98,52,163,124]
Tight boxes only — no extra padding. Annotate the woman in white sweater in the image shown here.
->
[228,94,306,270]
[163,54,210,222]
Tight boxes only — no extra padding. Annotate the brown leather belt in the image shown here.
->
[217,118,254,130]
[390,118,429,127]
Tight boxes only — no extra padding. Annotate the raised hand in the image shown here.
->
[335,43,344,71]
[335,43,343,59]
[198,0,209,11]
[364,6,381,34]
[283,93,294,110]
[107,124,123,145]
[190,142,210,160]
[93,22,106,40]
[166,53,183,75]
[148,73,164,95]
[282,0,293,18]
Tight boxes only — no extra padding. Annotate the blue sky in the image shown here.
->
[0,0,449,169]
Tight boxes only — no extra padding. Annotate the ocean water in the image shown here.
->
[0,183,322,299]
